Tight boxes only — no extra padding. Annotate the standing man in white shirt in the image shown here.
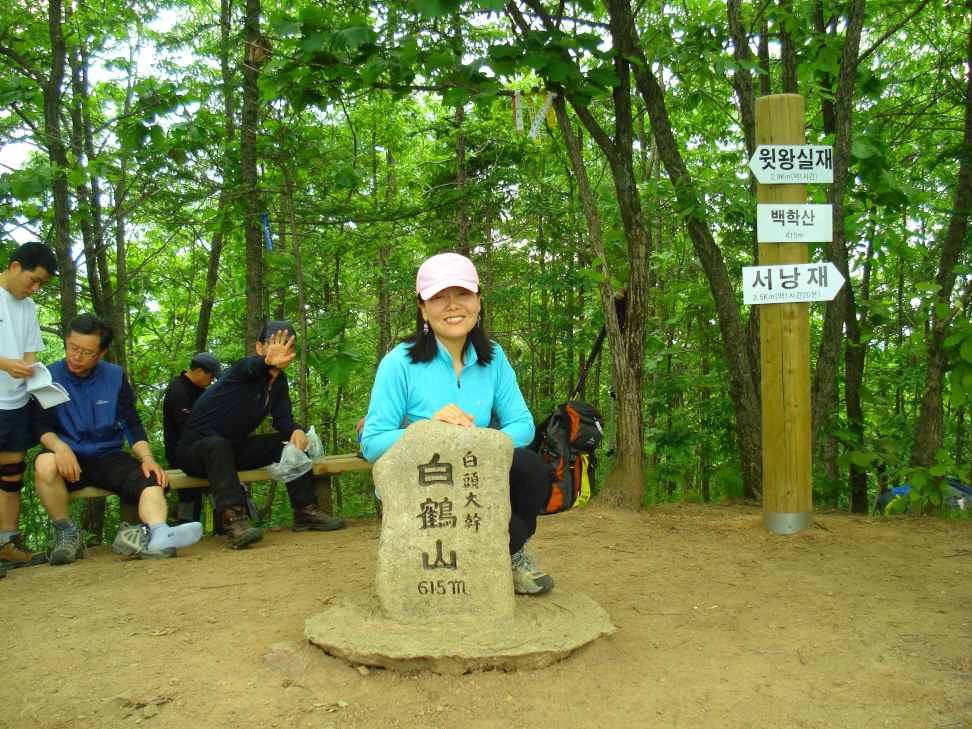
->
[0,242,57,570]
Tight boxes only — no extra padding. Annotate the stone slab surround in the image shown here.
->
[306,420,616,673]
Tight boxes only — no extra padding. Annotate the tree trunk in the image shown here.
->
[241,0,264,355]
[281,164,309,429]
[454,104,471,257]
[956,405,965,472]
[622,0,763,499]
[45,0,77,329]
[809,0,865,463]
[552,91,646,505]
[778,0,798,93]
[910,23,972,469]
[757,22,771,97]
[195,0,236,353]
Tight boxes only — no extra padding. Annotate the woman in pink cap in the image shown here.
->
[361,252,554,595]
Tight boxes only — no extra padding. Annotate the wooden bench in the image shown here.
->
[68,453,373,499]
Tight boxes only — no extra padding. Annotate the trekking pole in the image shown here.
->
[569,289,627,400]
[606,362,617,457]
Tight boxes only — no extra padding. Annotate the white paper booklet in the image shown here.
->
[26,362,71,409]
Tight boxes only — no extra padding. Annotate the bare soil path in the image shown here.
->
[3,501,971,729]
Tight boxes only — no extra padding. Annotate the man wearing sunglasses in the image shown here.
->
[31,313,203,564]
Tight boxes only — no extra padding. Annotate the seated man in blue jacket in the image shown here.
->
[177,321,345,549]
[32,314,203,565]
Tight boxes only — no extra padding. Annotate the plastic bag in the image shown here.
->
[306,426,326,464]
[267,442,313,482]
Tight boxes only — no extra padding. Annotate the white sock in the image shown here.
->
[147,522,203,551]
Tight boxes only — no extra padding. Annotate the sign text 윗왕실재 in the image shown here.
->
[747,145,834,184]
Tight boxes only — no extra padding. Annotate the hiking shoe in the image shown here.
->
[223,507,263,549]
[0,534,49,568]
[49,523,84,566]
[511,547,554,595]
[292,505,345,533]
[111,522,177,560]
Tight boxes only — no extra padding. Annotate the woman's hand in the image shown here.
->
[432,404,475,427]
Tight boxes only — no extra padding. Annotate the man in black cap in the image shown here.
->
[162,352,222,524]
[177,322,345,548]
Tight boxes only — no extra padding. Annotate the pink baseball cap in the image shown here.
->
[415,253,480,300]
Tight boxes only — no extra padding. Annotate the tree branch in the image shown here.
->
[858,0,935,66]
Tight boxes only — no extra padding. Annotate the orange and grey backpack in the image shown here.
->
[529,401,605,514]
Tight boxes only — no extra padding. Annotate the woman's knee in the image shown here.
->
[511,448,548,483]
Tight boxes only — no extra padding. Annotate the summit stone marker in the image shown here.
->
[375,419,515,623]
[306,419,617,674]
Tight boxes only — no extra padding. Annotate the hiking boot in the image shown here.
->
[511,547,554,595]
[49,522,84,566]
[111,522,177,560]
[223,507,263,549]
[0,534,49,568]
[292,505,345,533]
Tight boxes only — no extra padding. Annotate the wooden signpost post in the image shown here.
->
[753,94,828,535]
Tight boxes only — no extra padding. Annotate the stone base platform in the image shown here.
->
[305,590,617,675]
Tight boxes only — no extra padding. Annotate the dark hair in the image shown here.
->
[8,242,58,276]
[404,294,494,366]
[65,313,113,351]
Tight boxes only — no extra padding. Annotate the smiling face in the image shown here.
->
[1,262,51,300]
[418,286,481,343]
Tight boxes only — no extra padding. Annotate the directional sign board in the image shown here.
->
[747,145,834,184]
[743,262,845,305]
[757,204,832,243]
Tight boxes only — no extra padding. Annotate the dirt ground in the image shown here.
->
[3,500,971,729]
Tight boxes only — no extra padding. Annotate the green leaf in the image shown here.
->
[326,24,372,53]
[414,0,463,18]
[441,87,471,107]
[425,51,457,71]
[271,19,303,36]
[334,168,359,188]
[360,59,389,86]
[588,69,621,87]
[944,331,967,348]
[851,139,875,159]
[960,338,972,364]
[471,0,506,11]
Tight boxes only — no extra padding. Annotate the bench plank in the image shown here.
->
[68,453,373,500]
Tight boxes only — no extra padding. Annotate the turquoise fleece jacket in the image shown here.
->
[361,338,535,462]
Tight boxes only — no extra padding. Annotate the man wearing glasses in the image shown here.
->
[31,313,203,564]
[0,242,58,574]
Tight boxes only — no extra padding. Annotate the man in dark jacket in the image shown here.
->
[162,352,222,524]
[32,314,203,564]
[177,321,345,548]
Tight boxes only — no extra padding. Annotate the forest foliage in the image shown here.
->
[1,0,971,540]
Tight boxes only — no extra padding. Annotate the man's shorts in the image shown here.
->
[0,402,36,453]
[34,450,160,505]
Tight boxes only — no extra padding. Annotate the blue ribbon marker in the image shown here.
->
[260,212,273,251]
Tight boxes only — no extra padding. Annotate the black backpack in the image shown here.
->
[529,401,605,514]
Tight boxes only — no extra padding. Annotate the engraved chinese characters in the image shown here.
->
[373,420,515,624]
